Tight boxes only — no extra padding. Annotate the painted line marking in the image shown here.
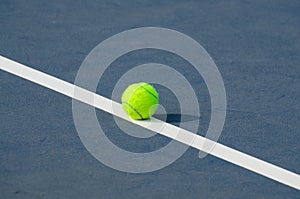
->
[1,55,299,190]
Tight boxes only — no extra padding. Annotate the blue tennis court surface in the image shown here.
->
[1,1,299,198]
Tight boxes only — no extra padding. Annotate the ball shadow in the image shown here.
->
[153,113,200,124]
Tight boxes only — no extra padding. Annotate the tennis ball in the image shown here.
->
[122,82,159,120]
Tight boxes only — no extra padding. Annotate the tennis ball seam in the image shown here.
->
[140,85,158,100]
[122,101,144,120]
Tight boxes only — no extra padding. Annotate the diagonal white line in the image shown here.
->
[1,55,300,190]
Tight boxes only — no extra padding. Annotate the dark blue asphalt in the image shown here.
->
[1,0,299,198]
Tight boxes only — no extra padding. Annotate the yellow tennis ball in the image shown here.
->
[122,82,159,120]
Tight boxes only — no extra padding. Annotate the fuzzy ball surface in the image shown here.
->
[121,82,159,120]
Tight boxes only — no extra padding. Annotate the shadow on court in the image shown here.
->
[154,113,199,124]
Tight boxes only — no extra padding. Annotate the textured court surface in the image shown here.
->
[0,1,299,198]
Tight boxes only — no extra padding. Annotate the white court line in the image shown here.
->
[1,55,300,190]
